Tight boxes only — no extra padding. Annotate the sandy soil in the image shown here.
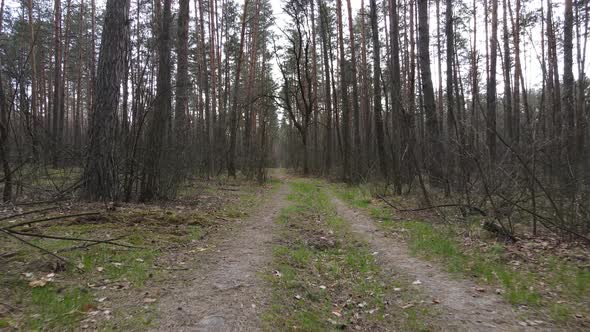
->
[151,182,289,332]
[330,195,559,332]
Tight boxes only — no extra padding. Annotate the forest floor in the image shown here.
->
[1,170,589,331]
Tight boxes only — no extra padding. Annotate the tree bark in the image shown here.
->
[228,0,250,178]
[320,0,332,174]
[141,0,172,200]
[370,0,388,181]
[486,0,498,165]
[82,0,130,201]
[346,0,361,181]
[52,0,63,165]
[418,0,442,185]
[336,0,350,181]
[174,0,190,181]
[502,0,512,141]
[563,0,575,174]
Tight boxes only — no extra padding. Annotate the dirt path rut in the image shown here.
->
[330,195,554,332]
[153,182,289,332]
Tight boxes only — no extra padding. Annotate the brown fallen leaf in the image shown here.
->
[432,298,440,304]
[82,303,97,312]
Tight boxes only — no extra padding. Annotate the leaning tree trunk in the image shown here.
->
[81,0,130,201]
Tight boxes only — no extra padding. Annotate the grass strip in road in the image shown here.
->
[265,180,434,331]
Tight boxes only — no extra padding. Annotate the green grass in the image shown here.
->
[26,285,94,331]
[333,184,590,325]
[264,180,433,331]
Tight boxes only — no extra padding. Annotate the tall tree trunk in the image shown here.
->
[174,0,190,182]
[470,0,480,149]
[0,0,10,202]
[81,0,130,200]
[486,0,498,165]
[52,0,63,165]
[311,0,319,174]
[209,0,218,173]
[197,0,212,176]
[360,0,371,173]
[320,0,332,174]
[418,0,442,185]
[346,0,361,182]
[445,0,456,192]
[389,0,402,194]
[370,0,388,180]
[141,0,172,200]
[511,0,521,144]
[27,0,40,161]
[436,0,443,137]
[502,0,512,141]
[228,0,250,178]
[575,0,588,157]
[563,0,575,188]
[336,0,350,181]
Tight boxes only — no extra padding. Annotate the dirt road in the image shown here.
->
[152,182,289,332]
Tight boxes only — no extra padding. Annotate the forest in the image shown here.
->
[0,0,589,330]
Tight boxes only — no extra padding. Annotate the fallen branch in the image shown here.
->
[3,212,101,230]
[218,187,240,192]
[376,194,400,211]
[376,194,486,216]
[0,206,59,223]
[496,192,590,245]
[399,204,487,216]
[55,235,131,253]
[7,230,140,249]
[10,197,69,207]
[0,228,70,264]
